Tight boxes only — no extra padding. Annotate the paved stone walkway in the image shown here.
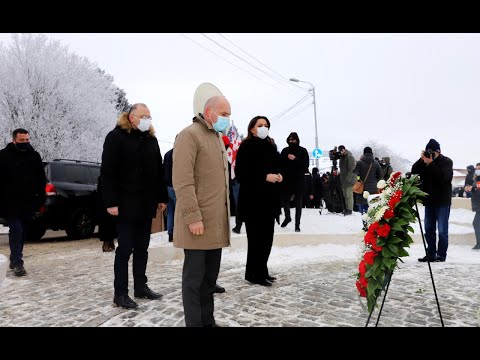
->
[1,234,479,327]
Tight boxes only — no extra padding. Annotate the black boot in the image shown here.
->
[113,295,138,309]
[281,217,291,228]
[134,285,163,300]
[214,284,226,293]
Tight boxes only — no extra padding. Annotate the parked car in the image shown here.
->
[30,159,101,241]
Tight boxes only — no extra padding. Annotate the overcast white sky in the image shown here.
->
[1,33,478,168]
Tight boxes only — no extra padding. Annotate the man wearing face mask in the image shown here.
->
[0,128,46,277]
[465,163,480,250]
[412,139,453,262]
[279,132,309,232]
[100,103,168,309]
[173,96,231,327]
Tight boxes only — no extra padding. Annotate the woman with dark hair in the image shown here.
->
[235,116,283,286]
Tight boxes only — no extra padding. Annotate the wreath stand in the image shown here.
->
[365,201,444,327]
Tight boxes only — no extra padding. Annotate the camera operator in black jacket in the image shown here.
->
[412,139,453,262]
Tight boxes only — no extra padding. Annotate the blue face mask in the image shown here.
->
[211,110,230,133]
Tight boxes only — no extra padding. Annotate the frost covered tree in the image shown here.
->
[0,33,121,162]
[350,140,412,174]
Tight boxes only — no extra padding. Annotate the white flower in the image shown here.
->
[362,213,369,221]
[374,206,389,222]
[377,180,386,189]
[363,191,370,199]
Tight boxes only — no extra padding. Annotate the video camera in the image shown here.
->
[329,146,341,161]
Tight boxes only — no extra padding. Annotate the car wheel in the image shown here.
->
[65,208,95,240]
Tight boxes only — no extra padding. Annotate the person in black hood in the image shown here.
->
[465,163,480,250]
[0,128,46,277]
[465,165,475,198]
[279,132,309,232]
[412,138,453,262]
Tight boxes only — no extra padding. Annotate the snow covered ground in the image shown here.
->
[148,207,478,266]
[0,225,8,235]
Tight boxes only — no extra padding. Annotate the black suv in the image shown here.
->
[30,159,101,240]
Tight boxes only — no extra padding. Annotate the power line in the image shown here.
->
[275,102,313,125]
[217,33,306,93]
[200,33,299,96]
[179,34,290,93]
[271,92,312,121]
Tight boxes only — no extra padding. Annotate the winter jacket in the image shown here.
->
[470,175,480,212]
[339,150,357,187]
[353,153,383,206]
[164,148,173,187]
[100,112,168,220]
[172,115,230,250]
[411,154,453,207]
[0,142,46,217]
[381,157,393,181]
[465,166,475,187]
[279,132,309,193]
[236,136,282,221]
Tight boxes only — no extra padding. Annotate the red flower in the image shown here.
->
[364,251,376,265]
[376,223,391,238]
[359,275,368,288]
[389,172,401,185]
[356,280,367,297]
[359,260,367,275]
[384,209,395,219]
[364,231,376,246]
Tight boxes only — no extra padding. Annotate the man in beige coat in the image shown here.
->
[173,96,231,327]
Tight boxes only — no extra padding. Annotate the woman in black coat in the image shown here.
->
[235,116,283,286]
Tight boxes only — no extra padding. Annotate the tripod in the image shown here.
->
[365,199,444,327]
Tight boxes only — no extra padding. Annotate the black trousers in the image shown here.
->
[182,248,222,327]
[114,218,152,296]
[282,188,304,226]
[245,215,275,282]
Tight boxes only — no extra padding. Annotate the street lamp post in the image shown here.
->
[289,78,319,169]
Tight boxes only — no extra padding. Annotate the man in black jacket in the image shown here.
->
[279,132,309,232]
[465,163,480,250]
[412,139,453,262]
[100,103,168,309]
[0,128,45,276]
[464,165,475,198]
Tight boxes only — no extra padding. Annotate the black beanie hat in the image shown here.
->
[425,139,440,152]
[363,146,373,154]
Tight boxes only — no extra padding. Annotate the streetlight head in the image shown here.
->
[289,78,299,82]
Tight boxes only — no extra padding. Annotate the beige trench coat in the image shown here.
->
[172,115,231,250]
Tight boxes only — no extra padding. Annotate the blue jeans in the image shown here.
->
[357,204,369,229]
[167,187,176,236]
[424,205,451,260]
[231,178,240,206]
[231,178,242,228]
[7,215,29,267]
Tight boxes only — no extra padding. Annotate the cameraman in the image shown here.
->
[412,139,453,262]
[338,145,356,215]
